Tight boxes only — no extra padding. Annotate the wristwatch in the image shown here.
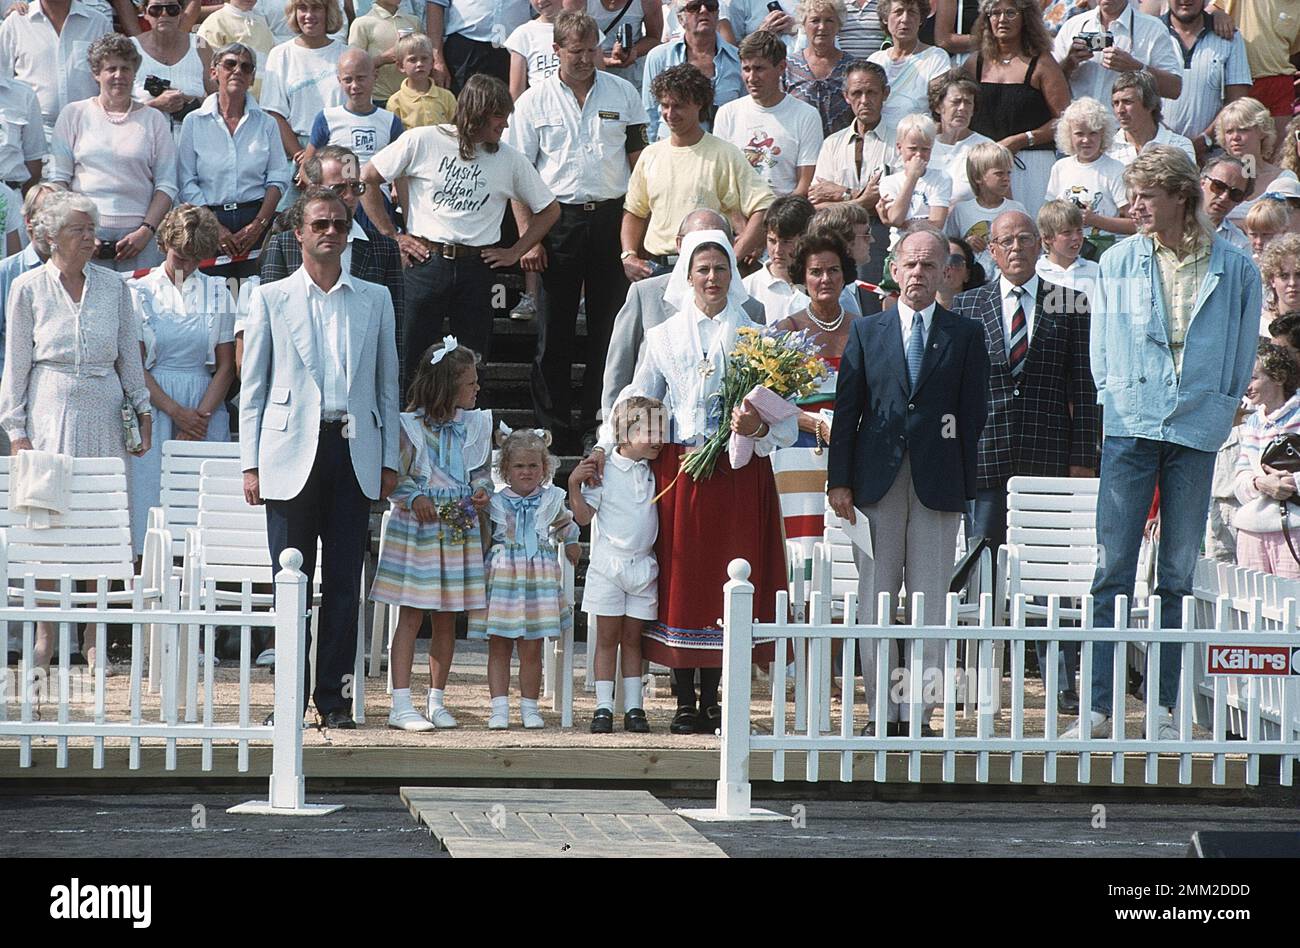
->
[1025,129,1035,147]
[619,250,636,260]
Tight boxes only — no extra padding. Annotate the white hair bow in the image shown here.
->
[430,335,459,365]
[498,420,546,439]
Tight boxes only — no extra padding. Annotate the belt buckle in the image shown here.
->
[582,201,597,211]
[221,202,239,212]
[441,242,456,259]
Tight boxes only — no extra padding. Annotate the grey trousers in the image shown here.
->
[852,454,960,723]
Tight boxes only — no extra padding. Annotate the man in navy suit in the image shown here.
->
[828,226,989,735]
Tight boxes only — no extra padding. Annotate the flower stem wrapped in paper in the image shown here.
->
[680,326,829,481]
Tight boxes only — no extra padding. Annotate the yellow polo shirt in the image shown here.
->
[386,79,457,130]
[1219,0,1300,78]
[347,5,422,102]
[1153,232,1212,377]
[197,4,276,99]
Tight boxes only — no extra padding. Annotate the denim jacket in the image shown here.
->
[1090,232,1261,453]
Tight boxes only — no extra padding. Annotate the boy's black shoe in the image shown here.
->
[623,707,650,733]
[590,708,614,733]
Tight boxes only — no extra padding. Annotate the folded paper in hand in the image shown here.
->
[839,507,873,556]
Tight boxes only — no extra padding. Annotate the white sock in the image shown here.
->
[595,680,615,712]
[428,687,447,710]
[490,696,508,715]
[521,697,539,716]
[391,687,412,712]
[622,676,643,710]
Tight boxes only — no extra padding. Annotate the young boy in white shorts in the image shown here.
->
[567,396,665,733]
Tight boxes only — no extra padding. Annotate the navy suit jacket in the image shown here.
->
[828,304,990,513]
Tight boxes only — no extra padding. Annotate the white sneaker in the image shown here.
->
[388,707,435,732]
[487,709,510,729]
[521,707,545,729]
[510,293,536,320]
[255,648,276,668]
[427,704,459,729]
[1153,707,1179,741]
[1062,710,1110,739]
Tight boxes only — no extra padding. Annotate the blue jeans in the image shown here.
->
[1088,436,1215,716]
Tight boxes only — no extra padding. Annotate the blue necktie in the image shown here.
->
[505,494,541,557]
[907,311,925,391]
[428,418,467,484]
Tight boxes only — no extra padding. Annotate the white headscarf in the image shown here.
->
[663,230,749,442]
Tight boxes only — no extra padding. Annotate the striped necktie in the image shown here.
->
[1007,286,1028,378]
[907,311,924,391]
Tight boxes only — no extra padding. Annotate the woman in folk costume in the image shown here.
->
[606,230,796,735]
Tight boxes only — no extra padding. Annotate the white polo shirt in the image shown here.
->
[0,76,47,183]
[0,1,112,134]
[368,124,555,245]
[580,448,658,560]
[1053,5,1182,105]
[506,71,648,204]
[811,119,894,192]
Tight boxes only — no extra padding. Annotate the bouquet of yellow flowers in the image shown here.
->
[679,326,829,482]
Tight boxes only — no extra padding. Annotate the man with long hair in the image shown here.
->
[1067,145,1261,740]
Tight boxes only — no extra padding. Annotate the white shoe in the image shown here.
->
[388,707,435,732]
[255,648,276,668]
[510,293,536,320]
[1153,707,1178,741]
[427,704,459,729]
[487,709,509,730]
[521,707,545,729]
[1062,710,1110,739]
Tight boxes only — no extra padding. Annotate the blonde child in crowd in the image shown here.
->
[304,49,404,170]
[370,337,493,731]
[469,427,581,729]
[1034,199,1100,304]
[1243,198,1290,264]
[347,0,422,106]
[943,141,1025,279]
[385,32,457,131]
[567,396,666,734]
[877,113,951,248]
[1045,97,1134,259]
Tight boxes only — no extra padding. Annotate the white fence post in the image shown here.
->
[678,559,783,823]
[229,548,343,817]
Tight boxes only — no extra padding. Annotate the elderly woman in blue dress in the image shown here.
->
[127,204,237,554]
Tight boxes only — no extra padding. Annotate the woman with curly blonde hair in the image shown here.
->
[1274,115,1300,180]
[1214,98,1299,224]
[1045,96,1134,255]
[1260,233,1300,333]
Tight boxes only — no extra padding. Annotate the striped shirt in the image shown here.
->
[837,0,888,60]
[1160,12,1253,140]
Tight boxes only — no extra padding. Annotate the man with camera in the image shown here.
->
[1054,0,1182,102]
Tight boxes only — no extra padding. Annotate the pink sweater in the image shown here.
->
[50,99,179,228]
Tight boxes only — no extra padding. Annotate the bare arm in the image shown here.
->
[620,211,653,281]
[508,51,527,100]
[933,0,972,55]
[792,165,815,197]
[424,2,452,88]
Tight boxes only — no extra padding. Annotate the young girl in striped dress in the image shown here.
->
[468,426,580,729]
[371,337,492,732]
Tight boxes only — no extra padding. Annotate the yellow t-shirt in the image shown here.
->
[1220,0,1300,78]
[386,78,458,130]
[623,133,775,258]
[347,6,422,103]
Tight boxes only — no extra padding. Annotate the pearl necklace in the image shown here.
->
[97,96,134,125]
[806,305,844,333]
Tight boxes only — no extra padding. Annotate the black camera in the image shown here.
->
[142,75,200,122]
[95,239,117,260]
[618,22,636,50]
[1078,31,1114,51]
[767,1,782,11]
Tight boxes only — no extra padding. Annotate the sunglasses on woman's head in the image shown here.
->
[1201,175,1246,203]
[219,59,256,74]
[307,217,349,234]
[146,3,182,15]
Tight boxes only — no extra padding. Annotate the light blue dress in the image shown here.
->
[127,267,236,553]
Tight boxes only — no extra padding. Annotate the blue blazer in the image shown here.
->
[828,305,990,513]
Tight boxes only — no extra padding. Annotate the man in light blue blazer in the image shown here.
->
[239,186,401,729]
[1068,146,1261,740]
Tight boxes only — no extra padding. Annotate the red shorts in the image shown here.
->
[1250,74,1297,117]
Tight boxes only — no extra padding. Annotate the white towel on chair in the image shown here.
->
[9,450,73,528]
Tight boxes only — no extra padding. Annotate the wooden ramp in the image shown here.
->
[400,787,727,858]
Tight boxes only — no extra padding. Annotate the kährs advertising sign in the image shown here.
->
[1205,645,1300,675]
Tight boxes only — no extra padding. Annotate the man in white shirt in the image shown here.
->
[0,0,112,139]
[239,186,400,729]
[0,75,45,193]
[425,0,531,92]
[361,73,559,379]
[1055,0,1182,103]
[712,28,822,197]
[507,11,649,451]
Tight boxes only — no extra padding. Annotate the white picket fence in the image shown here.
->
[0,549,322,813]
[710,557,1300,818]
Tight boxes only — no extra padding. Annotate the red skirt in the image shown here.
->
[644,444,785,668]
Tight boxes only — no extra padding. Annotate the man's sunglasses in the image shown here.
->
[329,181,367,196]
[219,59,256,75]
[1201,175,1246,203]
[146,3,182,15]
[307,217,349,234]
[683,0,720,12]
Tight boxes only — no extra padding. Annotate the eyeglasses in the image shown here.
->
[683,0,720,12]
[307,217,349,234]
[146,3,182,15]
[329,181,366,196]
[1202,175,1246,203]
[218,59,256,74]
[946,253,967,268]
[987,7,1021,19]
[992,233,1037,249]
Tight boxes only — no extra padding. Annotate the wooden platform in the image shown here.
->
[400,786,727,857]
